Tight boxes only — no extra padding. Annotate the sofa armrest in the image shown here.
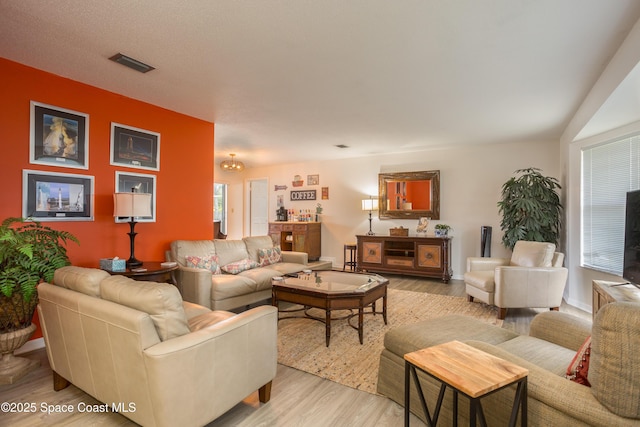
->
[281,250,308,265]
[467,257,508,272]
[142,306,277,426]
[465,341,633,426]
[529,311,592,351]
[494,266,568,308]
[175,266,213,309]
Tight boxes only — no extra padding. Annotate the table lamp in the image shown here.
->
[113,190,152,267]
[361,197,379,235]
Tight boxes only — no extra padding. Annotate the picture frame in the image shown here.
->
[115,172,156,222]
[30,101,89,169]
[307,174,319,186]
[110,123,160,171]
[22,169,94,221]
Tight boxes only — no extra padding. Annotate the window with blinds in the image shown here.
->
[582,134,640,274]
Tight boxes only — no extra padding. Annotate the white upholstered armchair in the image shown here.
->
[464,241,568,319]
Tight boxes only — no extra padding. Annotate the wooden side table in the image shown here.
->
[104,261,178,286]
[592,280,640,319]
[404,340,528,427]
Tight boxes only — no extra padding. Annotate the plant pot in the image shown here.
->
[0,323,39,384]
[435,230,448,237]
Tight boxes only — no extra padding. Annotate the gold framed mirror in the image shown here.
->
[378,170,440,219]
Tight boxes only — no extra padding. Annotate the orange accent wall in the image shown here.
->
[0,58,215,339]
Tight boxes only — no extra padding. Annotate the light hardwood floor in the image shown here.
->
[0,275,589,426]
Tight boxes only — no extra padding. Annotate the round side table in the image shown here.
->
[105,261,178,286]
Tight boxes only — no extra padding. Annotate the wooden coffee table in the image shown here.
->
[271,270,388,346]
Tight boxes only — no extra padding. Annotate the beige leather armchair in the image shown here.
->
[38,266,277,427]
[464,241,568,319]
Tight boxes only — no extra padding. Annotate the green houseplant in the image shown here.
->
[497,168,562,250]
[0,217,78,383]
[0,217,78,332]
[434,224,452,237]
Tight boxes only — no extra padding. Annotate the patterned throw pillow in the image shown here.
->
[258,247,282,266]
[184,255,221,275]
[566,335,592,386]
[221,258,259,274]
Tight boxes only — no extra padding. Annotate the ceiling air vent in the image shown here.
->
[109,53,155,73]
[335,144,349,149]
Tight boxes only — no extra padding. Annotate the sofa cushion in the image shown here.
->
[239,267,282,291]
[100,275,190,341]
[185,254,222,274]
[258,247,282,266]
[264,262,307,275]
[384,314,518,357]
[243,236,276,263]
[590,302,640,418]
[463,270,495,292]
[510,241,555,267]
[53,266,111,297]
[170,239,216,267]
[221,258,259,274]
[188,310,236,331]
[496,335,577,376]
[211,274,258,301]
[214,239,251,266]
[565,335,592,386]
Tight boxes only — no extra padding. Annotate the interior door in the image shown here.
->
[249,178,268,236]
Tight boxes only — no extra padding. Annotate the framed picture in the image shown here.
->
[307,174,319,186]
[22,169,94,221]
[322,187,329,200]
[30,101,89,169]
[110,123,160,171]
[115,172,156,222]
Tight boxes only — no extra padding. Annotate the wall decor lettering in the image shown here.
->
[291,190,317,201]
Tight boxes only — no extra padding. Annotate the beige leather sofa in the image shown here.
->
[464,241,568,319]
[170,235,330,311]
[38,266,277,427]
[377,302,640,426]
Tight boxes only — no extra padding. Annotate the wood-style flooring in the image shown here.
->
[0,275,589,426]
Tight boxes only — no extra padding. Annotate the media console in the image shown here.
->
[356,234,452,282]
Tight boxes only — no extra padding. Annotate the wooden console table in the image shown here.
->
[269,222,321,261]
[592,280,640,320]
[356,234,452,282]
[404,340,528,426]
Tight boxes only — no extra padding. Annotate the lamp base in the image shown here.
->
[126,258,143,267]
[366,230,375,236]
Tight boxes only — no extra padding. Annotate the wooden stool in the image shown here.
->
[343,243,357,271]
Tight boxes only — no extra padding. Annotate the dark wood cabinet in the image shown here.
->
[269,222,321,261]
[356,234,452,282]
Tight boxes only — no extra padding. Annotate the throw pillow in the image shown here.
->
[258,247,282,266]
[565,335,591,386]
[221,258,259,274]
[184,254,221,275]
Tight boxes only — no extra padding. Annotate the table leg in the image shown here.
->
[358,306,364,344]
[405,361,410,427]
[452,390,458,427]
[383,292,388,324]
[325,309,331,347]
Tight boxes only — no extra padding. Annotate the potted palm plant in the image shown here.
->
[0,217,78,383]
[497,167,562,250]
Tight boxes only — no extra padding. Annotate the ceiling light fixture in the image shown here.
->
[220,153,245,172]
[109,53,155,73]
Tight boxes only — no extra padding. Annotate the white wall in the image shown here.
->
[234,139,559,280]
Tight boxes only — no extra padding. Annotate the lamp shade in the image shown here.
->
[113,192,152,218]
[361,198,379,211]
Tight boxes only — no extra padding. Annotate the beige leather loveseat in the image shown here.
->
[38,266,277,427]
[170,235,330,310]
[377,302,640,426]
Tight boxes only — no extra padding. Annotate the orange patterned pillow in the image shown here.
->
[566,336,591,386]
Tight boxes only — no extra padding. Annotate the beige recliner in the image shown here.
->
[464,240,568,319]
[37,266,277,427]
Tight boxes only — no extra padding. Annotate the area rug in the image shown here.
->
[276,288,502,394]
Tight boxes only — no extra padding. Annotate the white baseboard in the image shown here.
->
[15,337,45,355]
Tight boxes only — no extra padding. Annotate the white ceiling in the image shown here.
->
[2,1,640,168]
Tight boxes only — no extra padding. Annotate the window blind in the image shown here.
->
[582,135,640,274]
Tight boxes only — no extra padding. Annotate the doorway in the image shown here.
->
[246,178,268,236]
